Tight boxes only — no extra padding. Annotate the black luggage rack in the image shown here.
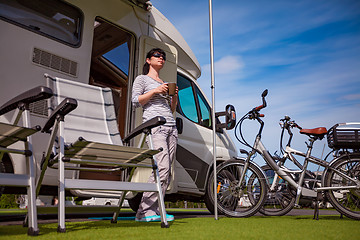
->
[327,123,360,149]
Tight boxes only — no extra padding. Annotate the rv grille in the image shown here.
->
[29,99,48,117]
[32,48,78,77]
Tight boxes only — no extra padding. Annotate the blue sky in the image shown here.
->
[151,0,360,168]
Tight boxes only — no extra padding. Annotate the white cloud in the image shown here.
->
[215,55,244,74]
[200,55,244,77]
[342,94,360,101]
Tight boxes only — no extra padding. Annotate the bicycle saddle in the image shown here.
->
[300,127,327,138]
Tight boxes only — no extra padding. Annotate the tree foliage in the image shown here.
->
[0,194,19,208]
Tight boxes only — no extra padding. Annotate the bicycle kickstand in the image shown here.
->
[313,192,323,220]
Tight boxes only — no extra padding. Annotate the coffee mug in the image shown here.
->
[168,82,176,96]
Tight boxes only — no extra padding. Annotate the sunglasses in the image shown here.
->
[152,53,166,61]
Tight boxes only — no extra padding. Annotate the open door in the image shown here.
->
[130,36,178,193]
[79,17,135,183]
[89,17,135,139]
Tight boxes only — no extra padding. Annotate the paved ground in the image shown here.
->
[0,208,341,226]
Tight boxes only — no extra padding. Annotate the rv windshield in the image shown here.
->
[0,0,82,47]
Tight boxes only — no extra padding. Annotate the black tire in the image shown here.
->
[128,192,143,212]
[323,153,360,220]
[204,159,267,218]
[204,169,235,215]
[259,165,296,216]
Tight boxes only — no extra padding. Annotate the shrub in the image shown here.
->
[0,194,19,208]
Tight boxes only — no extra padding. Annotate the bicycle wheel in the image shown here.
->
[204,169,234,215]
[206,159,267,217]
[323,153,360,220]
[259,165,296,216]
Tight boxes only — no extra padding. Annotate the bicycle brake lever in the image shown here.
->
[240,149,249,156]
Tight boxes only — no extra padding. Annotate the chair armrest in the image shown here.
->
[42,98,78,133]
[0,86,53,115]
[123,116,166,144]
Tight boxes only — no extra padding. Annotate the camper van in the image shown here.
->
[0,0,237,212]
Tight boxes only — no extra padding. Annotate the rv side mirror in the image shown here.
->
[215,104,236,130]
[225,104,236,130]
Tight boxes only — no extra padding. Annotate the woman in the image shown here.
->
[132,48,178,222]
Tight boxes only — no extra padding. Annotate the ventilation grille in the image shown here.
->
[32,48,78,77]
[29,99,48,117]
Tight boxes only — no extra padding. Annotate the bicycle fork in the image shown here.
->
[237,150,254,192]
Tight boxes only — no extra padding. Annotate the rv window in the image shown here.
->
[177,75,199,123]
[195,87,211,128]
[103,43,130,76]
[177,74,212,129]
[0,0,82,47]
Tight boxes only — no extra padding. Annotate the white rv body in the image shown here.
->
[0,0,237,204]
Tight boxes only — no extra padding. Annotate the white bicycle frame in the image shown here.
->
[246,135,360,206]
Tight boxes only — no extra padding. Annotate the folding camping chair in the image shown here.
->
[39,74,169,232]
[0,86,53,236]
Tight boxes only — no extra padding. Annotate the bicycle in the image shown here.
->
[259,116,331,216]
[234,89,360,220]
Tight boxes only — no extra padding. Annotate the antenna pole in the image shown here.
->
[208,0,218,220]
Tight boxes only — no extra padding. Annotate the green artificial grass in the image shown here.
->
[1,214,359,240]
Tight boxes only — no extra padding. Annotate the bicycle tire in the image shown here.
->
[258,165,296,216]
[204,169,232,215]
[323,153,360,220]
[206,159,267,218]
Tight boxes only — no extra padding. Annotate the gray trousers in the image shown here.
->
[136,125,178,218]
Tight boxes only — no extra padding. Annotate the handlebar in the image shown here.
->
[256,89,268,110]
[278,116,302,151]
[248,89,268,119]
[234,90,306,157]
[279,116,302,130]
[234,89,269,149]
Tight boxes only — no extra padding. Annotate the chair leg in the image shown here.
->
[26,166,39,235]
[36,123,59,196]
[25,135,39,235]
[58,123,66,233]
[147,134,169,228]
[111,191,128,223]
[112,167,137,223]
[152,158,169,228]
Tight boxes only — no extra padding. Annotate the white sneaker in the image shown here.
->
[135,214,174,222]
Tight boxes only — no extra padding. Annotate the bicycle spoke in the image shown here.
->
[325,155,360,220]
[259,166,295,216]
[207,160,267,217]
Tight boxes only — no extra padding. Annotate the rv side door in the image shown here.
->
[130,36,178,191]
[175,74,214,193]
